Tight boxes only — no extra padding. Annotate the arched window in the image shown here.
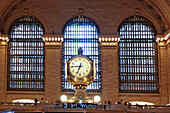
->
[8,16,45,91]
[118,16,159,93]
[62,16,101,92]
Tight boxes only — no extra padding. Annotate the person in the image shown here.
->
[124,101,128,105]
[34,98,38,105]
[120,99,123,103]
[56,100,61,108]
[117,101,121,104]
[108,100,112,108]
[128,102,131,109]
[108,100,111,104]
[117,99,123,104]
[144,104,147,109]
[103,101,107,109]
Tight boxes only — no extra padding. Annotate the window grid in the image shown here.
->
[7,16,45,91]
[118,16,159,93]
[62,16,101,92]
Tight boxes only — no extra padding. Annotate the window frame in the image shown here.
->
[118,15,159,93]
[7,16,45,91]
[62,16,101,92]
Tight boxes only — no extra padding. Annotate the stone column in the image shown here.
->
[167,38,170,104]
[43,35,63,103]
[156,35,169,105]
[0,34,9,102]
[99,35,120,104]
[161,34,170,104]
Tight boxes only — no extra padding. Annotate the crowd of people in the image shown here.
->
[102,99,132,109]
[34,98,132,109]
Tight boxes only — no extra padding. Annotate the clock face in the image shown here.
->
[69,57,91,78]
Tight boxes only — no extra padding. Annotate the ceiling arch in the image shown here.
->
[0,0,170,34]
[0,0,27,33]
[137,0,170,34]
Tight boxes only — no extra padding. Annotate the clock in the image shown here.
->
[66,55,95,86]
[69,57,91,78]
[65,48,96,103]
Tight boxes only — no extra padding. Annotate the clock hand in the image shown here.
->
[76,63,82,74]
[70,65,84,68]
[70,65,79,68]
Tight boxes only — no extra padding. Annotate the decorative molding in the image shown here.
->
[0,33,9,42]
[156,33,170,42]
[99,34,121,47]
[156,33,170,48]
[98,35,121,43]
[100,42,117,47]
[78,8,84,16]
[167,38,170,45]
[155,35,164,42]
[42,35,64,42]
[42,34,63,47]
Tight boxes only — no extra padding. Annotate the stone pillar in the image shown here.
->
[99,35,120,104]
[167,38,170,104]
[43,35,63,103]
[0,34,9,102]
[156,35,169,105]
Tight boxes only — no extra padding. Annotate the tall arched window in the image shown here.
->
[118,16,159,93]
[8,16,45,91]
[62,16,101,92]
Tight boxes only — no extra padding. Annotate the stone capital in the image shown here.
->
[0,33,9,46]
[42,34,64,48]
[99,34,121,47]
[156,34,170,47]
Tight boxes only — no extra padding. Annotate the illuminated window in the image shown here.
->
[118,16,159,93]
[62,16,101,92]
[7,16,45,91]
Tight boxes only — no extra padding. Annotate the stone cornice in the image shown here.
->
[99,34,121,47]
[156,33,170,48]
[98,34,121,43]
[42,35,64,42]
[42,34,64,47]
[156,33,170,42]
[0,33,9,42]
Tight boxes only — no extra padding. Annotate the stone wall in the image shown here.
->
[0,0,169,105]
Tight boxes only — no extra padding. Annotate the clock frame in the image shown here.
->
[65,54,96,103]
[66,55,96,86]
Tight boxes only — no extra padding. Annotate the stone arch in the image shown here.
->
[114,12,162,35]
[3,11,47,34]
[58,10,102,34]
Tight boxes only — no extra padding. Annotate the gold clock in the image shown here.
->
[69,57,91,78]
[66,48,96,103]
[66,55,95,86]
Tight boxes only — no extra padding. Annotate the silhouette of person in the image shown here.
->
[103,101,107,109]
[108,100,112,108]
[34,98,38,105]
[128,102,131,109]
[117,99,123,104]
[108,100,112,104]
[124,101,128,105]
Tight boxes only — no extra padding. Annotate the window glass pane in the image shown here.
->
[62,16,101,92]
[118,16,159,93]
[8,16,45,91]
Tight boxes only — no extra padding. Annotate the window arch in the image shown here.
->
[118,16,159,93]
[7,16,45,91]
[62,16,101,92]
